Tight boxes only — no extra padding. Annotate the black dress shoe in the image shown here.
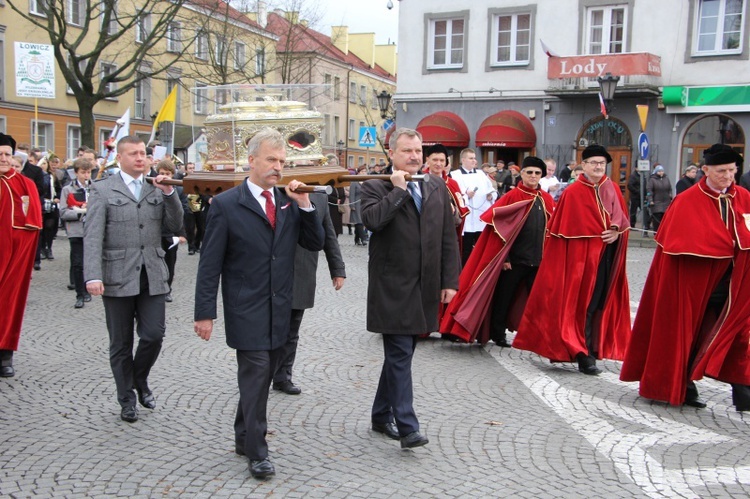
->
[235,446,245,456]
[272,380,302,395]
[67,284,76,290]
[492,337,512,347]
[137,388,156,409]
[83,293,92,302]
[188,249,196,255]
[400,431,429,449]
[372,422,400,440]
[0,365,15,377]
[165,293,173,303]
[46,249,54,260]
[684,397,707,408]
[34,262,41,271]
[74,297,84,309]
[120,406,138,423]
[249,458,275,479]
[579,365,602,375]
[736,406,750,412]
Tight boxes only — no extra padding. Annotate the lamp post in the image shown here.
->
[377,90,393,120]
[336,139,345,165]
[597,72,620,117]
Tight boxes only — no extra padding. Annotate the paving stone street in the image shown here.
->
[2,233,750,498]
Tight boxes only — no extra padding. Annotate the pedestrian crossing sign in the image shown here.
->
[359,126,377,148]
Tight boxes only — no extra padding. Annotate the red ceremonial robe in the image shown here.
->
[513,175,631,361]
[620,177,750,405]
[440,183,554,343]
[0,169,42,352]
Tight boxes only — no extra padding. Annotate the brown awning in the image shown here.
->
[475,110,536,148]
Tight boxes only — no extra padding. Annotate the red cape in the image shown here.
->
[620,178,750,405]
[0,170,42,351]
[440,184,554,343]
[513,175,631,361]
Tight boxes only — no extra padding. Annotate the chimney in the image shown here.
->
[331,26,349,54]
[257,1,267,27]
[375,43,398,75]
[349,33,376,68]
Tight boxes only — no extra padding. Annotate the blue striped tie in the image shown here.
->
[408,182,422,213]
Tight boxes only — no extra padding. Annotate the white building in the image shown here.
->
[396,0,748,197]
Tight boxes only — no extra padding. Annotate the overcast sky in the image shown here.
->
[315,0,400,46]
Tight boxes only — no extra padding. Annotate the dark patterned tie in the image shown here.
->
[261,190,276,230]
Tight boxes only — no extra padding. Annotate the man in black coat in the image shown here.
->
[194,128,324,479]
[361,128,460,449]
[271,191,346,395]
[627,168,641,227]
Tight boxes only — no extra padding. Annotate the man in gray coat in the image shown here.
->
[84,136,183,423]
[361,128,460,449]
[272,191,346,395]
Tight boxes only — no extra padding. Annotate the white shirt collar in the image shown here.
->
[120,170,144,186]
[246,178,274,204]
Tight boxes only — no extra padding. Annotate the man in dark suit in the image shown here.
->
[360,128,460,449]
[194,128,324,479]
[272,191,346,395]
[84,136,183,423]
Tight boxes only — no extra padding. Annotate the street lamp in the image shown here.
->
[336,139,345,163]
[377,90,393,119]
[597,72,620,116]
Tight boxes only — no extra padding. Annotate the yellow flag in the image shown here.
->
[154,86,177,127]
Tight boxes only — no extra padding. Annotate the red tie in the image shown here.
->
[261,190,276,230]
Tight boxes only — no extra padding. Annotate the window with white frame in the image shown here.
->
[234,42,246,70]
[255,46,266,75]
[333,76,341,100]
[99,128,113,153]
[215,35,227,65]
[324,74,332,97]
[359,85,367,105]
[371,90,379,109]
[67,125,82,160]
[195,82,208,114]
[134,73,150,119]
[358,156,365,166]
[67,0,84,25]
[370,157,375,166]
[428,17,466,69]
[100,62,116,94]
[585,5,627,54]
[349,82,357,103]
[491,12,531,66]
[695,0,746,55]
[31,121,54,151]
[348,119,355,140]
[136,13,151,43]
[167,22,181,52]
[100,1,118,35]
[66,55,85,94]
[195,31,208,60]
[30,0,49,16]
[347,155,354,168]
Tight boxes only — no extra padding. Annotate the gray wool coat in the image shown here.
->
[83,174,183,297]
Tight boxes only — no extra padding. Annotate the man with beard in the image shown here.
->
[194,128,324,479]
[440,157,554,346]
[513,145,631,375]
[621,144,750,410]
[361,128,460,449]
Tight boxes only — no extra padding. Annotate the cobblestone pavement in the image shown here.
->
[2,234,749,498]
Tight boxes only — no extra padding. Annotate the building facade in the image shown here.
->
[396,0,748,196]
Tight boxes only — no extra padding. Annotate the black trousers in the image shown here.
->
[580,244,616,367]
[490,264,538,342]
[461,231,482,266]
[102,270,165,408]
[41,210,58,251]
[235,347,284,460]
[354,223,368,245]
[69,237,85,298]
[272,309,305,383]
[372,334,419,437]
[161,238,178,288]
[629,198,639,227]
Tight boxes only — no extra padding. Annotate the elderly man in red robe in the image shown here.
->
[621,144,750,410]
[440,156,554,344]
[0,133,42,377]
[513,145,631,375]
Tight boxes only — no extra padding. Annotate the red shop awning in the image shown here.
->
[475,110,537,148]
[416,112,470,147]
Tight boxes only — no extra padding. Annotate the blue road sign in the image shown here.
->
[638,132,650,160]
[359,126,377,148]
